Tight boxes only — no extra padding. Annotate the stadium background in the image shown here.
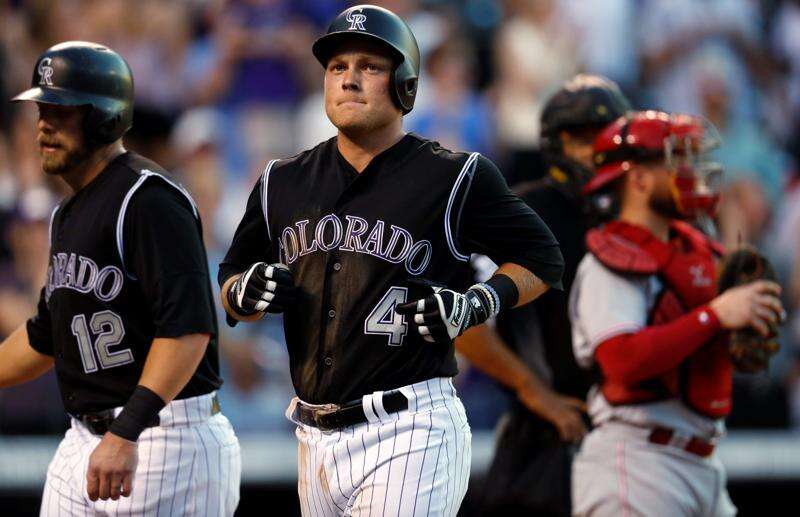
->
[1,0,800,514]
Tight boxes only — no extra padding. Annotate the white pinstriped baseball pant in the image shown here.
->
[287,377,472,517]
[39,391,241,516]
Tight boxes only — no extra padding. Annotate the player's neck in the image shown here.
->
[62,142,126,193]
[337,121,404,173]
[618,205,670,242]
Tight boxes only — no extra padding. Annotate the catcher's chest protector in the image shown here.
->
[587,220,732,418]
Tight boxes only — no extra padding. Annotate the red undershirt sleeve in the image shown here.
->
[595,305,723,384]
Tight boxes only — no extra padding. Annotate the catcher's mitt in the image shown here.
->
[717,247,781,373]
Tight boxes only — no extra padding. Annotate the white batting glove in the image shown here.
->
[395,284,497,344]
[228,262,296,315]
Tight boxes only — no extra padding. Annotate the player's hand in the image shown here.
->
[87,432,138,501]
[396,284,495,344]
[709,280,785,337]
[228,262,297,316]
[517,385,587,443]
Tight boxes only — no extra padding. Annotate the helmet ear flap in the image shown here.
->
[96,113,122,144]
[393,61,418,114]
[82,108,121,145]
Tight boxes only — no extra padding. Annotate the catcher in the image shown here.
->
[569,110,785,516]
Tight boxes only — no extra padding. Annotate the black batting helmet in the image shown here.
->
[540,74,631,152]
[12,41,134,144]
[312,4,420,114]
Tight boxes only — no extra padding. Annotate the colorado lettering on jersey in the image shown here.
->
[279,214,433,275]
[45,252,124,303]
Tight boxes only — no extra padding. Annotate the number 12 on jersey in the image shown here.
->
[364,286,409,346]
[70,311,134,373]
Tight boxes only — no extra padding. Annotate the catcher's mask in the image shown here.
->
[587,110,723,219]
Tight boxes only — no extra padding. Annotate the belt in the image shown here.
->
[72,394,221,436]
[648,426,715,457]
[297,391,408,432]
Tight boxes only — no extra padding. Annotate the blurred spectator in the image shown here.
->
[0,188,65,434]
[698,72,788,248]
[492,0,579,151]
[762,166,800,429]
[407,37,495,155]
[767,0,800,144]
[0,188,52,336]
[637,0,766,119]
[560,0,639,89]
[172,108,295,434]
[186,0,319,177]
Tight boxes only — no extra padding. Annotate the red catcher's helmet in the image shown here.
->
[586,110,723,218]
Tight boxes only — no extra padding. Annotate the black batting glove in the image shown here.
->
[395,283,499,344]
[227,262,297,316]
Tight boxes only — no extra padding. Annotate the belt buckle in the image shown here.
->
[312,403,341,431]
[667,431,690,450]
[81,410,114,435]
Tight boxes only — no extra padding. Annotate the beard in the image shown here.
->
[648,186,683,220]
[40,140,93,176]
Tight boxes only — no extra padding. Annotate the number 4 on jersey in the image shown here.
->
[364,286,408,346]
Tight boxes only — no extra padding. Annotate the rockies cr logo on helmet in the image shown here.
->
[38,57,54,86]
[347,8,367,31]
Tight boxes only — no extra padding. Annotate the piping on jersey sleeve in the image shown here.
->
[260,159,280,242]
[116,169,200,280]
[444,152,480,262]
[47,204,60,248]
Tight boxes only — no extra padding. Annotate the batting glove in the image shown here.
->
[395,283,499,344]
[227,262,297,316]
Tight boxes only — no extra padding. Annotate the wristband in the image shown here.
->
[109,385,166,441]
[482,274,520,314]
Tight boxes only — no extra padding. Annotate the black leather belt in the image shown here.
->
[71,409,159,436]
[297,391,408,431]
[72,394,221,436]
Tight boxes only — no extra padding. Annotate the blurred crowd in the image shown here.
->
[1,0,800,435]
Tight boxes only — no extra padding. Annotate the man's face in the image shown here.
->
[36,103,91,175]
[560,127,600,169]
[323,40,401,135]
[643,161,683,219]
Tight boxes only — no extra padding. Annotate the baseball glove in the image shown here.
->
[717,247,781,373]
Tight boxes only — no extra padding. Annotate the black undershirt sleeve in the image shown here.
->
[124,181,216,338]
[457,155,565,289]
[26,287,54,356]
[217,178,272,288]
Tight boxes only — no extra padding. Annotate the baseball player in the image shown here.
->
[459,74,631,516]
[4,42,240,515]
[218,5,564,516]
[569,111,785,516]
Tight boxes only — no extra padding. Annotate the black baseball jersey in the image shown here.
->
[26,152,221,414]
[482,156,591,516]
[498,155,593,401]
[219,133,563,404]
